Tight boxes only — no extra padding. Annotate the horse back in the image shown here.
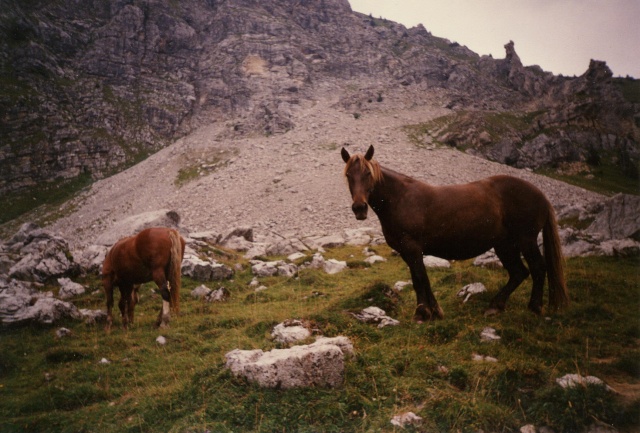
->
[379,174,552,260]
[134,227,177,270]
[104,227,176,285]
[487,175,552,233]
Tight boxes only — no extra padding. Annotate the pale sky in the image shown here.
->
[348,0,639,78]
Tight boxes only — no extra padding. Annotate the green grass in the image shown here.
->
[537,163,640,196]
[174,149,236,187]
[614,77,640,104]
[0,246,638,432]
[0,173,94,226]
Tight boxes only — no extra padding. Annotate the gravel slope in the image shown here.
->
[50,85,604,248]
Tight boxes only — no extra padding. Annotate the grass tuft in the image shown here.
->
[0,250,638,432]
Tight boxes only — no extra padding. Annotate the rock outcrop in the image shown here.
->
[225,336,354,389]
[2,0,636,197]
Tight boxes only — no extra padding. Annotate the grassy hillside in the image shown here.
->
[1,245,638,432]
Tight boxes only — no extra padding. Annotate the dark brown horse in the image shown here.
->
[341,145,568,321]
[102,227,185,330]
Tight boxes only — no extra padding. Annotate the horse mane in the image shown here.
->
[344,154,384,184]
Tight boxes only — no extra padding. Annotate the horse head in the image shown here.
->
[341,145,381,220]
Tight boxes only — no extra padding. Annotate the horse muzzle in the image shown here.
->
[352,201,368,220]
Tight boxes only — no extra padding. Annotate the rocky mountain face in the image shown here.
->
[423,46,640,175]
[1,0,638,196]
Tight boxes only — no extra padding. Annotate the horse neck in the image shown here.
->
[369,166,407,215]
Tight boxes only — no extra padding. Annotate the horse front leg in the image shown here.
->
[153,269,171,328]
[403,250,444,322]
[119,284,133,329]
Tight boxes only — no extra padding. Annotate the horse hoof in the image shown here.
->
[414,304,443,322]
[528,304,543,315]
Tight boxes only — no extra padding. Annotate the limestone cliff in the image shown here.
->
[0,0,637,195]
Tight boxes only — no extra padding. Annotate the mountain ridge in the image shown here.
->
[0,0,637,223]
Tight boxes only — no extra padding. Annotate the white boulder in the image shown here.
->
[225,336,353,389]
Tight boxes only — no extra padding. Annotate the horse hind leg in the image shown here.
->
[486,243,530,316]
[127,285,140,326]
[521,239,546,315]
[152,269,171,328]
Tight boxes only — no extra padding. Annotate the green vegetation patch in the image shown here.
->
[614,76,640,104]
[0,172,93,227]
[175,149,237,187]
[0,248,638,432]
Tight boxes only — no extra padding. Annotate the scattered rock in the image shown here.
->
[390,412,423,428]
[225,336,354,389]
[472,353,498,363]
[0,279,82,325]
[57,277,86,300]
[189,231,222,244]
[56,327,72,338]
[74,245,109,273]
[287,252,306,262]
[191,284,212,299]
[209,287,230,302]
[304,234,345,250]
[94,210,182,246]
[344,227,377,246]
[251,260,297,277]
[221,226,254,244]
[79,309,107,324]
[556,373,610,390]
[322,258,348,274]
[457,282,487,303]
[182,255,234,281]
[480,327,501,341]
[352,306,399,328]
[423,255,450,268]
[364,255,386,264]
[244,243,268,259]
[266,238,308,256]
[191,284,230,302]
[473,249,502,267]
[586,194,640,240]
[394,281,411,291]
[221,235,253,252]
[7,223,78,283]
[271,320,311,344]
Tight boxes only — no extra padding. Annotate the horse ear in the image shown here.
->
[341,147,351,163]
[364,145,375,161]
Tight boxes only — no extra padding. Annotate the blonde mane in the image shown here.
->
[344,154,383,184]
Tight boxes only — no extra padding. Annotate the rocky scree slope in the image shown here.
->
[45,86,609,250]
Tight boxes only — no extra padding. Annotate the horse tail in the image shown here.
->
[167,229,183,313]
[543,206,569,310]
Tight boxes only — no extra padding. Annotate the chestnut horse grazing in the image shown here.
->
[341,145,568,321]
[102,227,185,330]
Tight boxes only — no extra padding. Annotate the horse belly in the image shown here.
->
[113,255,154,285]
[425,242,493,261]
[423,224,505,260]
